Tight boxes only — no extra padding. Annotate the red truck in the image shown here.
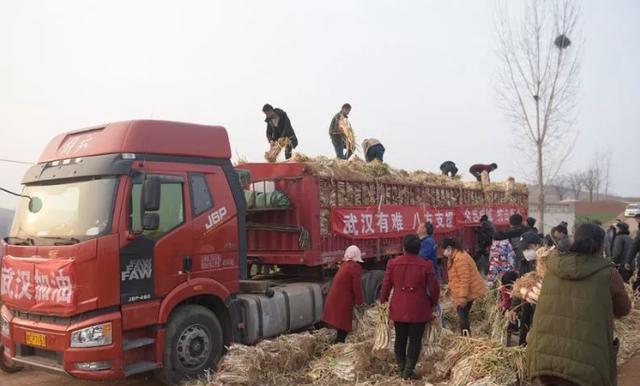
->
[1,120,527,384]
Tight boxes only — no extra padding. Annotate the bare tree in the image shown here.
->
[582,166,601,203]
[551,175,572,201]
[600,150,613,199]
[496,0,581,233]
[582,149,609,202]
[568,172,583,200]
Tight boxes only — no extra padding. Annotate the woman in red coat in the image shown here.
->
[381,234,440,379]
[322,245,365,343]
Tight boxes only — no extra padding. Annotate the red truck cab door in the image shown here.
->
[120,172,193,304]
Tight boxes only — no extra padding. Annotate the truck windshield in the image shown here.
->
[9,177,118,243]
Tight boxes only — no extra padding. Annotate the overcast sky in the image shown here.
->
[0,0,638,209]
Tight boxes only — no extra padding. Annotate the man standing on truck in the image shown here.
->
[329,103,355,160]
[263,104,298,159]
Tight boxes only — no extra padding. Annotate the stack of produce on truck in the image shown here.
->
[1,120,526,384]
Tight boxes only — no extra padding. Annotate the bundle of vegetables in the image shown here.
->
[437,336,527,386]
[264,137,292,163]
[511,246,555,302]
[615,285,640,364]
[209,329,333,386]
[372,303,391,352]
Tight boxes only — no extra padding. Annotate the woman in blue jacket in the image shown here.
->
[418,222,440,279]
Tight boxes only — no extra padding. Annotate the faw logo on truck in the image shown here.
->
[205,206,228,232]
[121,258,152,281]
[119,236,155,304]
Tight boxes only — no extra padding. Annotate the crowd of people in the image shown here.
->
[320,213,637,384]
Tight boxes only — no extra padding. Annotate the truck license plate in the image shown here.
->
[25,331,47,348]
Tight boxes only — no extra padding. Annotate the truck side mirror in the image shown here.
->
[142,213,160,230]
[143,177,161,211]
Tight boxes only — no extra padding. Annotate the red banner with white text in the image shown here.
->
[331,204,526,239]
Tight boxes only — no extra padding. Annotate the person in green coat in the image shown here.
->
[527,223,631,386]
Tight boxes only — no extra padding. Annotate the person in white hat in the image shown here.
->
[321,245,365,343]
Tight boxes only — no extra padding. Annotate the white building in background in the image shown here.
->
[528,201,576,236]
[527,185,576,235]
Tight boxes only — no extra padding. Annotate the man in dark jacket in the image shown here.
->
[603,224,617,259]
[493,214,529,274]
[263,104,298,159]
[612,221,632,282]
[329,103,354,160]
[527,223,631,386]
[505,231,543,346]
[469,163,498,181]
[475,215,495,275]
[440,161,458,177]
[627,214,640,290]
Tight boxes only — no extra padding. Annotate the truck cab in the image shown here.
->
[1,120,247,383]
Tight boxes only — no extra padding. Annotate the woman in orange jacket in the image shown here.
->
[442,238,487,335]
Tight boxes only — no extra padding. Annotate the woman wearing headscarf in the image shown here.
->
[322,245,365,343]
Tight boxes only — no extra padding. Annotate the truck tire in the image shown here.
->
[364,270,385,304]
[0,344,23,374]
[155,305,223,385]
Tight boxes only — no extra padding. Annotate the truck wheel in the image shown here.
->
[0,344,23,374]
[365,270,385,304]
[155,305,223,385]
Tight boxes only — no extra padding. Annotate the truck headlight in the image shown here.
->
[70,322,112,348]
[1,316,9,337]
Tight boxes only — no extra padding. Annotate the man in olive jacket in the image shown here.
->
[527,223,631,386]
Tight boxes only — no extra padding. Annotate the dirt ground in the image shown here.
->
[2,357,640,386]
[0,369,161,386]
[619,354,640,386]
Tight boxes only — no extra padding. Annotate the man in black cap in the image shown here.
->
[263,104,298,159]
[493,214,529,273]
